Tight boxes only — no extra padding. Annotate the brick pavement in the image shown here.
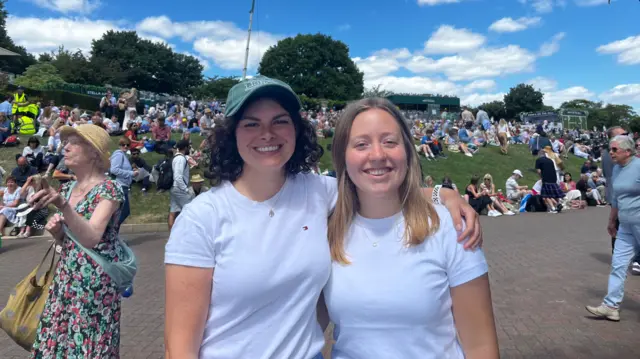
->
[1,208,639,358]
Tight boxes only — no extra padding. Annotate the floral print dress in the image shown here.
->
[31,180,124,359]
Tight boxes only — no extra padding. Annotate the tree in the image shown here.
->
[194,76,239,100]
[478,101,507,120]
[258,34,364,101]
[90,30,203,95]
[503,83,544,119]
[363,84,393,98]
[0,0,36,74]
[14,63,65,89]
[38,53,53,62]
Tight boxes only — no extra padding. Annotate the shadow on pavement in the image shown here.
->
[0,239,41,254]
[125,233,164,247]
[590,252,612,265]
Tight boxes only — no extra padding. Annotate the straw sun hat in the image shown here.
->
[59,124,111,169]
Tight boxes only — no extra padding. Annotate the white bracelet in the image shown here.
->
[432,185,442,205]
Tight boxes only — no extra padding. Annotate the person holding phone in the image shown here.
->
[28,124,126,358]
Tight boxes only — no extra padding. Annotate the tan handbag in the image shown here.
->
[0,244,57,351]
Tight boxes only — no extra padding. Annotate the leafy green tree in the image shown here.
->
[194,76,239,100]
[14,63,65,89]
[363,84,393,98]
[0,0,36,74]
[503,83,544,119]
[258,34,364,101]
[90,31,203,95]
[478,101,507,120]
[38,53,53,62]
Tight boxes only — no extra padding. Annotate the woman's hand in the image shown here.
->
[607,220,617,238]
[45,213,65,243]
[440,187,483,250]
[29,180,66,210]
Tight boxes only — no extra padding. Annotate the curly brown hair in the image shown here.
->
[207,96,324,183]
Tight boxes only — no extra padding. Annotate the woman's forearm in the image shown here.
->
[60,202,108,247]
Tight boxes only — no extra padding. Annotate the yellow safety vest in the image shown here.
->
[13,93,25,103]
[12,93,28,115]
[18,116,36,135]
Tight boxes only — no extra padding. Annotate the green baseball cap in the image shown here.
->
[224,76,302,118]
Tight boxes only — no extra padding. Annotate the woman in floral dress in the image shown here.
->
[29,124,125,358]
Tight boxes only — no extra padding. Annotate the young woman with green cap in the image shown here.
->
[164,76,483,359]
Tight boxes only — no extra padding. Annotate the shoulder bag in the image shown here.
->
[0,244,57,351]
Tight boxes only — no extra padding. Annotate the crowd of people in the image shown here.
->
[0,75,639,359]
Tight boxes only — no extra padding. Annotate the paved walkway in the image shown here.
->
[1,207,639,358]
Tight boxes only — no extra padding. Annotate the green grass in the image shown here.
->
[1,134,585,223]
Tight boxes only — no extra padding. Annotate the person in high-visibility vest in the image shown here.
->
[11,86,29,119]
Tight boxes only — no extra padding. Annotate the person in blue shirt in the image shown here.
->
[586,135,640,322]
[0,112,11,143]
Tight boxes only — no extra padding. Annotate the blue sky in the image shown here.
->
[5,0,640,108]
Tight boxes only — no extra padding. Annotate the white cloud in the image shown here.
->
[183,52,211,71]
[136,15,282,71]
[337,24,351,31]
[407,45,537,81]
[527,76,558,91]
[29,0,100,14]
[544,86,595,107]
[364,75,459,95]
[353,48,411,80]
[353,56,403,80]
[599,84,640,105]
[417,0,462,5]
[597,34,640,65]
[489,17,541,33]
[463,79,496,93]
[461,92,506,106]
[574,0,609,6]
[520,0,567,13]
[539,32,565,57]
[6,16,119,54]
[423,25,486,54]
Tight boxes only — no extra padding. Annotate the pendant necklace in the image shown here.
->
[359,226,379,247]
[267,180,287,218]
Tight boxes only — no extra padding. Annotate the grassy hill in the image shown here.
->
[1,134,585,224]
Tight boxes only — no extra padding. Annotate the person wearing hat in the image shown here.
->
[165,76,483,359]
[27,124,126,357]
[11,85,29,119]
[188,174,209,197]
[505,169,530,202]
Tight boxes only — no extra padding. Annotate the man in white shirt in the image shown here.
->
[506,169,530,202]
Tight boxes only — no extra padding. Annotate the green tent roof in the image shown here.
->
[385,94,460,107]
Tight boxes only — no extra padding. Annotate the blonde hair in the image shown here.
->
[499,118,507,127]
[328,98,439,264]
[483,173,493,187]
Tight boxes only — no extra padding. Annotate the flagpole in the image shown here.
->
[242,0,256,81]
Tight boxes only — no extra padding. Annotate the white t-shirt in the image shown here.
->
[324,205,488,359]
[505,177,519,199]
[165,173,338,359]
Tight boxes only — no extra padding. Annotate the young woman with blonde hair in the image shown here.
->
[497,118,510,154]
[322,98,499,359]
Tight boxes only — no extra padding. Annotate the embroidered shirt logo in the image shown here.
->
[303,226,308,231]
